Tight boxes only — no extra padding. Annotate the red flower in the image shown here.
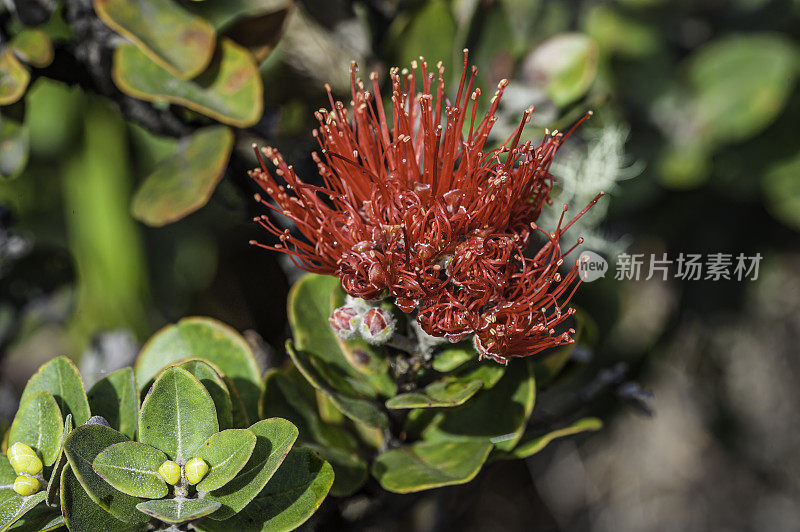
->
[250,51,600,364]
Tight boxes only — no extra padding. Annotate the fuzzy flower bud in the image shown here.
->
[8,442,42,475]
[13,475,39,496]
[158,460,181,485]
[329,306,360,339]
[359,307,395,344]
[184,457,209,485]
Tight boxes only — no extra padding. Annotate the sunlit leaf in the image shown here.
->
[112,39,263,127]
[95,0,215,78]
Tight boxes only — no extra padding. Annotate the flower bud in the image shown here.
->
[184,458,209,485]
[158,460,181,485]
[8,442,42,475]
[359,307,395,344]
[329,306,360,339]
[13,475,40,496]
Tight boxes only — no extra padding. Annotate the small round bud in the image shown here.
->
[329,306,360,339]
[158,460,181,485]
[13,475,40,496]
[8,443,42,475]
[184,458,209,485]
[359,307,395,344]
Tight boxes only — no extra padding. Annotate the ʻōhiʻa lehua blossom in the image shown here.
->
[250,50,601,364]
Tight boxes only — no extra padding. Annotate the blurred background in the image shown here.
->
[1,0,799,530]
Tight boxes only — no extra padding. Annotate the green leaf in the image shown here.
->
[330,285,395,394]
[393,0,456,68]
[302,444,366,498]
[289,274,394,398]
[131,125,234,227]
[5,503,62,531]
[287,341,389,429]
[0,116,29,180]
[204,418,298,520]
[689,33,800,145]
[137,497,221,524]
[139,367,219,463]
[88,368,139,439]
[45,414,73,507]
[261,367,366,496]
[10,29,54,68]
[583,5,660,58]
[372,440,493,493]
[8,391,63,466]
[432,342,474,372]
[418,360,536,452]
[135,316,263,422]
[523,32,599,107]
[63,425,149,524]
[454,361,505,389]
[0,454,45,532]
[194,429,256,493]
[196,447,334,532]
[112,39,263,127]
[0,489,46,532]
[93,441,168,498]
[95,0,215,79]
[386,377,482,409]
[218,4,292,64]
[173,359,235,430]
[20,356,91,426]
[261,366,358,451]
[61,464,147,532]
[495,418,603,460]
[763,153,800,231]
[0,50,29,106]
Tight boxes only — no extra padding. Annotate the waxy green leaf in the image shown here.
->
[373,440,493,493]
[88,368,139,439]
[95,0,215,78]
[63,424,149,524]
[135,317,262,422]
[131,126,234,227]
[289,274,394,398]
[20,356,91,425]
[0,454,46,531]
[194,429,256,493]
[496,418,603,460]
[61,464,146,532]
[139,367,219,463]
[93,441,168,498]
[112,39,263,127]
[45,414,73,507]
[261,367,366,497]
[196,447,334,532]
[418,360,536,452]
[0,489,46,532]
[204,418,298,520]
[8,391,63,466]
[137,497,221,524]
[173,359,235,430]
[386,377,483,409]
[5,503,62,531]
[287,342,389,429]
